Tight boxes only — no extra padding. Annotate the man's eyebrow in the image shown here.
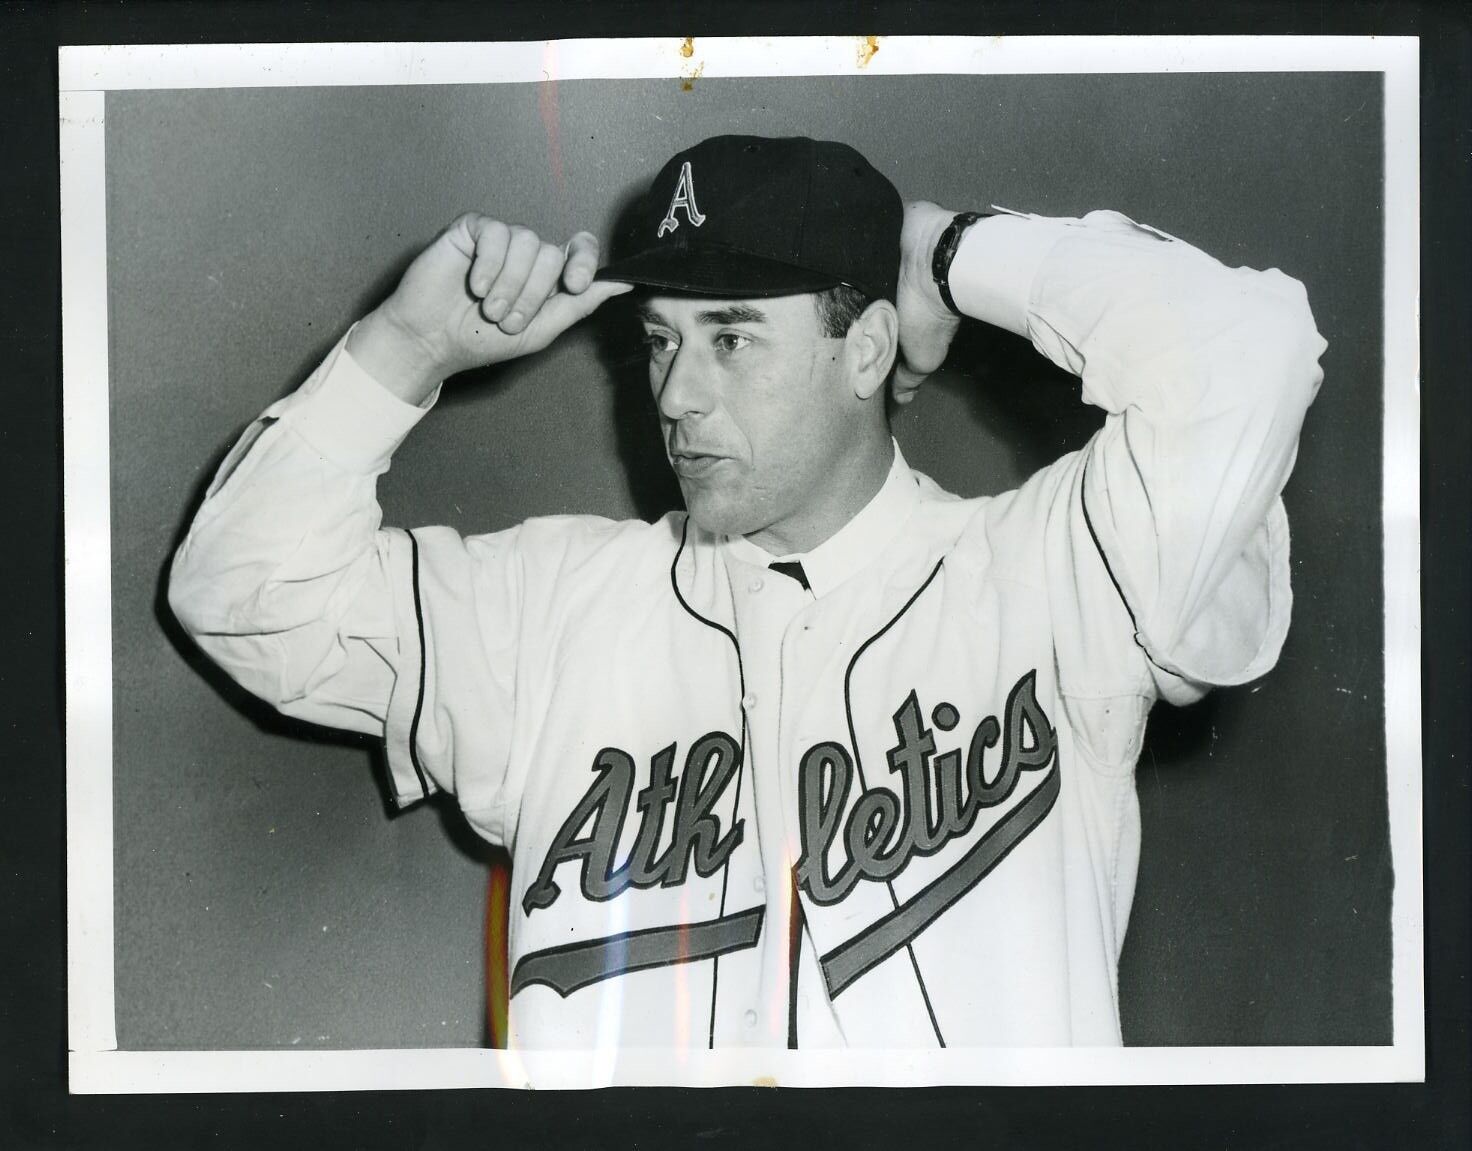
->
[635,302,771,327]
[696,304,768,325]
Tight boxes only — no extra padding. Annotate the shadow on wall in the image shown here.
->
[153,241,502,868]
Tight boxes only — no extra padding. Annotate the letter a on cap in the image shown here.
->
[656,161,707,238]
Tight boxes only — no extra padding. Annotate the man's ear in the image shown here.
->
[846,299,900,401]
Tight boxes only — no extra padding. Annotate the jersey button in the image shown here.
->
[741,693,758,711]
[748,576,764,593]
[753,874,765,894]
[743,1009,758,1029]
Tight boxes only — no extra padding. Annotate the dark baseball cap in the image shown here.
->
[595,135,903,303]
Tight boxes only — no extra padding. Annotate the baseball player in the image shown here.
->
[168,135,1325,1049]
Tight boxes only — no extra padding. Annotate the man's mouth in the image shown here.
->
[668,449,727,479]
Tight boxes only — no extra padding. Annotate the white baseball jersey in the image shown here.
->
[169,209,1325,1048]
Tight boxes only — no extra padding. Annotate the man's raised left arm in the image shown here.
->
[896,202,1327,698]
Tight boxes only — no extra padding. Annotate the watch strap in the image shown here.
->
[931,210,990,316]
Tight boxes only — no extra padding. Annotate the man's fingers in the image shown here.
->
[571,277,634,315]
[896,305,960,377]
[502,242,567,334]
[481,226,541,323]
[891,363,927,405]
[467,218,512,298]
[437,216,619,344]
[562,231,601,293]
[899,341,948,377]
[520,279,633,346]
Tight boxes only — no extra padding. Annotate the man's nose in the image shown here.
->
[655,345,712,421]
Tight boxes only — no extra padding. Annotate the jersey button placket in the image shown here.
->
[777,618,809,860]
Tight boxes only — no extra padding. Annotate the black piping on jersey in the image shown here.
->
[1077,452,1172,677]
[817,747,1060,997]
[403,530,433,801]
[669,516,749,1050]
[840,557,949,1048]
[510,906,764,998]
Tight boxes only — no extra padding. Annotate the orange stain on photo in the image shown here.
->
[679,37,702,91]
[485,854,512,1048]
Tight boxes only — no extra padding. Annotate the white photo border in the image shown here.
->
[60,34,1423,1092]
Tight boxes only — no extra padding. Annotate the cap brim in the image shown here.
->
[595,245,842,298]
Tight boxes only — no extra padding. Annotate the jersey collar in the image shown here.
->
[722,439,921,598]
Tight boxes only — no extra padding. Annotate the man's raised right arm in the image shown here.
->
[167,216,630,734]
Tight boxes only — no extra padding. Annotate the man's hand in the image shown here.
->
[346,214,632,406]
[893,200,963,406]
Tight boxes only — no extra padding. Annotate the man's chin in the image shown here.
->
[680,488,763,540]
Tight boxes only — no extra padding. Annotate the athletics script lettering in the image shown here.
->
[521,670,1056,917]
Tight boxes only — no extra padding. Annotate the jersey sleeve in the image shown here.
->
[167,329,523,828]
[950,208,1326,706]
[376,520,526,840]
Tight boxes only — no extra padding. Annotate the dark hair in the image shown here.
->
[813,283,872,337]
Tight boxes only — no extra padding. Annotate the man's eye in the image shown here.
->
[714,333,751,353]
[642,333,677,356]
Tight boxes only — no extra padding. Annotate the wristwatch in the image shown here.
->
[931,210,991,316]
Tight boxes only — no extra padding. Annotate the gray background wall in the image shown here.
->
[107,71,1389,1049]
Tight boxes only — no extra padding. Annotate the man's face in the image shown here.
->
[637,293,861,547]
